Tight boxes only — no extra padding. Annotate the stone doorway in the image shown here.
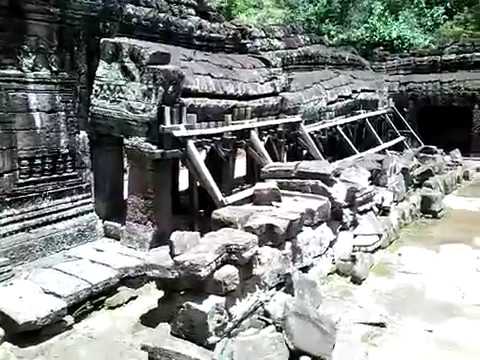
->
[417,105,473,154]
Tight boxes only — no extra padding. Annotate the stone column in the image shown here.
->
[122,140,174,250]
[91,134,125,223]
[471,104,480,155]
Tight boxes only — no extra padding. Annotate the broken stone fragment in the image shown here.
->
[252,246,292,288]
[28,268,92,305]
[292,272,323,309]
[104,287,139,309]
[387,173,407,202]
[283,298,336,359]
[334,231,355,276]
[338,165,371,188]
[351,253,374,284]
[253,182,282,205]
[171,294,229,349]
[39,315,74,338]
[213,325,289,360]
[264,291,293,325]
[0,280,68,333]
[169,231,201,258]
[449,148,463,163]
[205,265,240,295]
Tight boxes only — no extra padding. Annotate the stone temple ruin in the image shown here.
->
[0,1,479,359]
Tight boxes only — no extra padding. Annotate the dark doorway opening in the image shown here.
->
[417,105,473,154]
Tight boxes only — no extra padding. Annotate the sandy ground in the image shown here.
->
[1,175,480,359]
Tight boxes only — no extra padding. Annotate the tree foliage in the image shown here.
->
[211,0,480,54]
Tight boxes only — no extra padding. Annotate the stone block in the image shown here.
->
[351,253,374,284]
[261,162,299,179]
[211,205,272,230]
[205,265,240,295]
[334,231,354,262]
[252,182,282,205]
[169,231,201,258]
[243,213,292,247]
[0,280,68,333]
[292,224,335,267]
[103,221,122,240]
[281,194,331,226]
[121,221,158,251]
[420,189,444,218]
[104,287,139,309]
[171,295,229,349]
[174,228,258,280]
[213,326,289,360]
[338,166,371,188]
[252,246,292,288]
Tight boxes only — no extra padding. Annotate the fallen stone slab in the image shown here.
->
[53,259,120,293]
[214,326,289,360]
[338,165,371,188]
[295,160,335,184]
[353,235,382,253]
[261,162,300,179]
[0,280,68,333]
[66,241,146,277]
[354,212,384,237]
[28,268,92,305]
[211,205,272,230]
[141,328,214,360]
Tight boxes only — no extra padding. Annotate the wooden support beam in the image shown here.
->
[305,109,390,132]
[170,116,302,137]
[392,105,424,146]
[250,130,273,164]
[334,136,406,164]
[365,118,383,145]
[186,140,226,207]
[298,124,325,160]
[384,114,411,150]
[337,125,360,154]
[225,187,255,205]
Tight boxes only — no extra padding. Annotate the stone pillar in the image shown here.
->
[471,104,480,155]
[122,140,174,250]
[91,134,125,223]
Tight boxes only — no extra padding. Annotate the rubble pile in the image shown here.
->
[0,145,473,358]
[140,146,472,360]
